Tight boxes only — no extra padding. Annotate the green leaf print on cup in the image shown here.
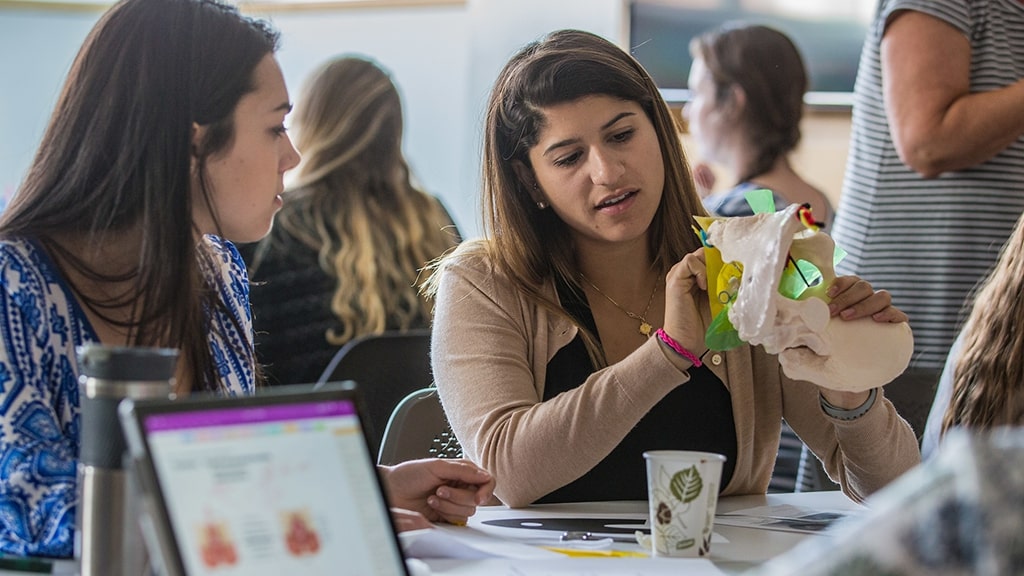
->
[650,464,705,552]
[645,451,725,557]
[669,465,703,504]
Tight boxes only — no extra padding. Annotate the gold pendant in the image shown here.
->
[639,322,652,337]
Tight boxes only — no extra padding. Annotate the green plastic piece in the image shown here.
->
[744,188,776,215]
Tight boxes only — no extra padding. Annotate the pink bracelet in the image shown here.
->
[655,328,703,367]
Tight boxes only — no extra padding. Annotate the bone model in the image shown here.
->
[706,204,913,392]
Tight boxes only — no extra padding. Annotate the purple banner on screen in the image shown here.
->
[144,400,356,432]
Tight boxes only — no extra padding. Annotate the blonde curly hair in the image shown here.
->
[250,56,458,344]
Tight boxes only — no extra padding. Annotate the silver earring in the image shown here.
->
[531,183,548,209]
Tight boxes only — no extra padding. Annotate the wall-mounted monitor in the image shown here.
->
[629,0,874,109]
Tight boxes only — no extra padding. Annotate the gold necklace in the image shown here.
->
[580,274,660,337]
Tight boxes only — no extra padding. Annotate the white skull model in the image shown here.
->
[706,204,913,392]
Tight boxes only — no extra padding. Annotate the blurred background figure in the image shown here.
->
[831,0,1024,371]
[243,56,460,385]
[684,23,833,225]
[921,210,1024,459]
[685,23,834,491]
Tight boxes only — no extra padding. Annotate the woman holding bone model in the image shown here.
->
[426,29,919,507]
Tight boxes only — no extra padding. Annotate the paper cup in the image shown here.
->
[643,450,726,558]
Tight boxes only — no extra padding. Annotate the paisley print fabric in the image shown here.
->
[0,236,254,557]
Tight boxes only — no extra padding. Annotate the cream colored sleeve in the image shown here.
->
[431,256,688,507]
[781,375,921,502]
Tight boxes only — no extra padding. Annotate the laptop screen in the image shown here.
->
[129,387,407,576]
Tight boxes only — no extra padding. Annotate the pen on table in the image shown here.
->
[541,546,648,558]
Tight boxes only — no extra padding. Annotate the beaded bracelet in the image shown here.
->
[655,328,703,367]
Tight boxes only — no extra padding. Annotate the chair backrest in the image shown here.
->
[377,387,463,466]
[882,367,941,445]
[769,421,806,493]
[316,329,433,457]
[796,443,840,492]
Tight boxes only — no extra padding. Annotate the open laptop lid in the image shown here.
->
[119,382,410,576]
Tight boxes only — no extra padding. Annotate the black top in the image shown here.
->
[536,280,737,504]
[238,235,434,386]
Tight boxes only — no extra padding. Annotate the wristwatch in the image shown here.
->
[819,387,878,421]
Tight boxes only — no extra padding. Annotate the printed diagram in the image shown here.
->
[198,521,239,569]
[282,510,321,556]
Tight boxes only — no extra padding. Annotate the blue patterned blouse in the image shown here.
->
[0,235,255,557]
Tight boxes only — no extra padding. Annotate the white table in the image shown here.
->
[2,492,859,576]
[421,491,862,575]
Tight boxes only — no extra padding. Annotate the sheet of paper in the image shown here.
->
[400,525,562,560]
[422,557,729,575]
[714,504,859,534]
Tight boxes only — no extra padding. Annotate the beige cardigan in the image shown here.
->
[431,245,920,507]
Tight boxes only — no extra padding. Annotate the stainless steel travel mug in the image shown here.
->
[75,345,177,576]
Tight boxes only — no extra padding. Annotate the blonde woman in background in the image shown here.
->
[922,212,1024,459]
[244,56,460,385]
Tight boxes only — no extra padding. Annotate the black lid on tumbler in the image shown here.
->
[77,345,178,382]
[77,345,177,469]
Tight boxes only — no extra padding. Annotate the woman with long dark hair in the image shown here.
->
[0,0,489,557]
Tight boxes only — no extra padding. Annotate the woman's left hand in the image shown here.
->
[826,276,908,323]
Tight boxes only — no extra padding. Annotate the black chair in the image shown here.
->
[882,367,941,445]
[796,443,839,492]
[316,329,433,456]
[769,421,806,493]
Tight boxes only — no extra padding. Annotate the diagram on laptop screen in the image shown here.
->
[144,401,405,576]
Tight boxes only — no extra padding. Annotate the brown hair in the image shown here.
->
[690,24,807,183]
[943,214,1024,433]
[0,0,279,393]
[425,29,705,365]
[249,56,458,345]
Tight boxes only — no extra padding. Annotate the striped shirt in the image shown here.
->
[833,0,1024,369]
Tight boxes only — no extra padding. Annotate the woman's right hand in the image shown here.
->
[662,248,709,358]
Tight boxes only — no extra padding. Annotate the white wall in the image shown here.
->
[461,0,628,236]
[0,9,96,209]
[0,0,626,237]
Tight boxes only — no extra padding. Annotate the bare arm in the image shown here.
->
[882,10,1024,178]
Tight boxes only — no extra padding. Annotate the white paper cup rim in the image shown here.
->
[643,450,727,463]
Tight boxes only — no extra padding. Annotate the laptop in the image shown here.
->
[118,382,411,576]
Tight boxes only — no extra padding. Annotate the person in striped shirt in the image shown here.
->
[832,0,1024,371]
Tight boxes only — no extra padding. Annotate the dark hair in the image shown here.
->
[690,24,807,183]
[483,30,702,285]
[424,29,704,366]
[0,0,279,392]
